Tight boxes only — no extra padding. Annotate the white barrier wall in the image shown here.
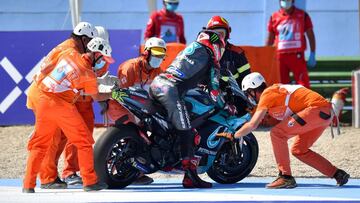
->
[0,0,359,56]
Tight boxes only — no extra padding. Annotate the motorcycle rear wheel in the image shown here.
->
[94,125,143,189]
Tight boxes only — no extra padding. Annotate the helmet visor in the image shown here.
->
[212,28,227,40]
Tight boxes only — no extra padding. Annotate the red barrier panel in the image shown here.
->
[241,46,281,85]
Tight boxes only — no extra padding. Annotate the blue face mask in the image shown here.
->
[165,3,178,12]
[280,0,293,10]
[94,60,106,71]
[149,55,163,68]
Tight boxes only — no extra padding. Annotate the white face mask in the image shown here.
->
[280,0,293,10]
[149,55,163,68]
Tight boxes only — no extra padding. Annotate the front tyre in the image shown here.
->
[207,133,258,184]
[93,125,143,189]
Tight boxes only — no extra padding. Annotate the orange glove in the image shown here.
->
[216,132,234,141]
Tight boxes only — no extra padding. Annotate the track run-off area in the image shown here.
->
[1,177,360,203]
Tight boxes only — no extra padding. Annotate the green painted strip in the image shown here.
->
[316,56,360,61]
[311,83,352,88]
[308,72,352,77]
[290,72,352,77]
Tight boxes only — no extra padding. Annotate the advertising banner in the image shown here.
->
[0,30,141,125]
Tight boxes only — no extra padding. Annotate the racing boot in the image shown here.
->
[333,169,350,186]
[177,129,212,188]
[182,158,212,188]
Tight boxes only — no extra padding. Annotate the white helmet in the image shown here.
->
[95,26,109,42]
[241,72,266,91]
[164,0,179,3]
[73,22,98,38]
[144,37,167,56]
[87,37,114,63]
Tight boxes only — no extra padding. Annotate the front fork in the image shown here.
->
[219,137,244,165]
[231,137,244,156]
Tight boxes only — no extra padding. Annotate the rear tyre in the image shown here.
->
[94,125,143,188]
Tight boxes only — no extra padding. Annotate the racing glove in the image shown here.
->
[111,89,124,102]
[216,132,234,141]
[307,51,316,68]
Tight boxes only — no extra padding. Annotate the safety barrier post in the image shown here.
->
[352,69,360,128]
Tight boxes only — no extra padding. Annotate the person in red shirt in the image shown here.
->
[266,0,316,88]
[144,0,186,44]
[216,72,350,189]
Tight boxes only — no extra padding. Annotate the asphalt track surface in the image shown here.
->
[1,177,359,203]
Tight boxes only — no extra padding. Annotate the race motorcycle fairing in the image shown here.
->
[94,76,258,188]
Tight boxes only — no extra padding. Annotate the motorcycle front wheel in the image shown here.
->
[207,133,259,184]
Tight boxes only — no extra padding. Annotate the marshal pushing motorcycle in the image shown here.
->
[93,29,259,189]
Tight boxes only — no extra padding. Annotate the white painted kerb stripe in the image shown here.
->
[0,87,22,113]
[0,57,23,84]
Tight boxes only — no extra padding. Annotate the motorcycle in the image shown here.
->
[93,76,259,189]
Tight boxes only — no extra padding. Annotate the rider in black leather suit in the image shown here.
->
[149,29,226,188]
[206,16,252,116]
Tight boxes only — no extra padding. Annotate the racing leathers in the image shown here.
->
[149,41,220,188]
[150,41,221,135]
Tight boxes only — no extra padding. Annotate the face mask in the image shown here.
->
[149,56,163,68]
[280,0,293,10]
[165,3,178,12]
[93,59,106,71]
